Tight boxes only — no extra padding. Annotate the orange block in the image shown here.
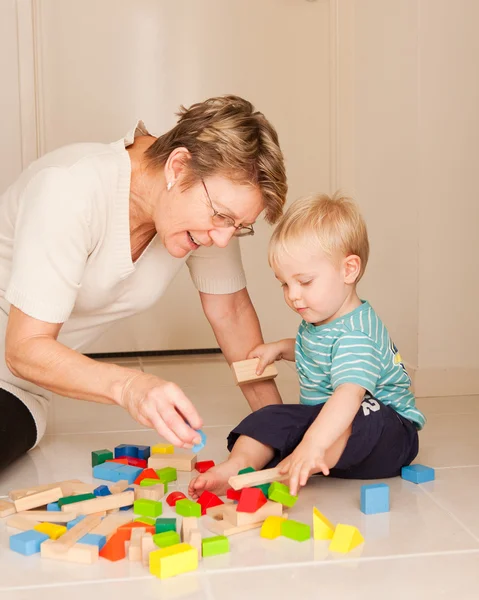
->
[118,521,155,537]
[99,531,126,561]
[106,458,129,465]
[134,468,160,486]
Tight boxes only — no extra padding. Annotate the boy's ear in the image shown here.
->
[343,254,361,284]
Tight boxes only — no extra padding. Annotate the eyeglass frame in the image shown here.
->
[201,179,255,237]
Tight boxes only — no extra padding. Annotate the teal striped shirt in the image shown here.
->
[295,300,425,429]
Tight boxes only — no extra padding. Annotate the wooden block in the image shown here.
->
[207,500,283,527]
[109,480,129,494]
[181,516,200,542]
[204,517,263,537]
[90,513,132,538]
[13,487,63,512]
[15,510,80,523]
[228,467,286,491]
[141,532,156,566]
[128,526,146,561]
[6,515,40,530]
[0,499,16,518]
[134,484,165,502]
[41,539,98,564]
[231,358,278,385]
[49,513,102,553]
[186,528,202,558]
[8,480,87,502]
[61,490,134,515]
[107,508,120,514]
[152,444,174,454]
[148,453,197,472]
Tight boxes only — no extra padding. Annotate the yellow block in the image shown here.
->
[260,516,288,540]
[329,524,364,553]
[149,543,198,579]
[152,444,174,455]
[34,522,67,540]
[313,507,335,540]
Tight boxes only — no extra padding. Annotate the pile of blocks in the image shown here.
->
[1,435,435,579]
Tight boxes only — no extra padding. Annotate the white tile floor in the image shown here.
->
[1,355,479,599]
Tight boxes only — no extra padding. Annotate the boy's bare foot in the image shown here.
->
[188,459,243,499]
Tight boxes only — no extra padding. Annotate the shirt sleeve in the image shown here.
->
[5,167,92,323]
[186,237,246,294]
[330,332,383,394]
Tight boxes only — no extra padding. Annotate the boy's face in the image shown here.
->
[273,246,358,326]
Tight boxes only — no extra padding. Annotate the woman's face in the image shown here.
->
[156,174,264,258]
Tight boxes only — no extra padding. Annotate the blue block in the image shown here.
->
[135,445,151,460]
[94,485,112,497]
[401,464,435,484]
[93,463,124,482]
[360,483,390,514]
[79,533,106,550]
[192,429,207,453]
[10,530,49,555]
[114,444,138,458]
[67,515,86,529]
[115,464,143,484]
[47,502,61,511]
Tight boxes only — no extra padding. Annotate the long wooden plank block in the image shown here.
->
[148,453,197,472]
[9,480,84,501]
[0,499,16,517]
[6,515,41,530]
[49,514,102,552]
[13,487,63,512]
[15,510,80,523]
[41,540,98,564]
[90,512,132,538]
[61,490,134,515]
[228,467,287,491]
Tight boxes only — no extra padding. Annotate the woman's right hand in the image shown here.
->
[247,341,284,376]
[117,372,203,449]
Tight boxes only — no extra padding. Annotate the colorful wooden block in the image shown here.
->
[237,488,267,513]
[152,443,174,454]
[401,464,435,484]
[106,458,129,465]
[47,502,61,511]
[93,462,124,482]
[118,520,155,536]
[134,499,163,518]
[195,460,215,473]
[115,465,144,484]
[202,535,230,557]
[231,358,278,385]
[134,445,151,460]
[197,491,224,515]
[34,522,67,540]
[10,530,49,555]
[114,444,138,458]
[360,483,390,515]
[268,481,298,508]
[329,524,364,553]
[149,543,198,579]
[153,531,181,548]
[99,530,127,561]
[155,518,177,534]
[175,499,201,518]
[66,516,86,529]
[58,493,96,507]
[134,467,160,485]
[260,516,288,539]
[93,485,112,497]
[281,519,311,542]
[191,429,207,453]
[155,467,177,484]
[91,449,113,467]
[313,507,335,540]
[78,533,107,550]
[61,491,135,515]
[140,479,167,493]
[134,516,156,527]
[166,492,187,507]
[226,489,242,502]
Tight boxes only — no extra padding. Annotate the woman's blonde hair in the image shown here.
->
[269,193,370,283]
[145,95,287,224]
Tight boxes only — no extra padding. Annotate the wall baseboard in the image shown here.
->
[406,364,479,398]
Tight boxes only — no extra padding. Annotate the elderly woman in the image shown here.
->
[0,95,287,471]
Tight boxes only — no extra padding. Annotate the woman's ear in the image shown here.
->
[343,254,361,284]
[163,147,191,187]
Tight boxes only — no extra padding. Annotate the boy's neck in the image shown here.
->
[314,288,362,327]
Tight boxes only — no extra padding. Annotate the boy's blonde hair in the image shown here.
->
[268,193,370,283]
[145,95,287,224]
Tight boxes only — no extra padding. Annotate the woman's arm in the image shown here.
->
[200,288,283,410]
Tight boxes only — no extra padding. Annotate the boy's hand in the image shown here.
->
[277,437,330,496]
[247,342,284,375]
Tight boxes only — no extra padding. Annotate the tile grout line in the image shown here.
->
[2,548,479,592]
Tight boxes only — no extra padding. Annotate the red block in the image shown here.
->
[197,490,224,515]
[237,488,267,513]
[134,468,160,485]
[125,457,148,468]
[99,531,126,561]
[226,488,242,502]
[166,491,187,507]
[195,460,216,473]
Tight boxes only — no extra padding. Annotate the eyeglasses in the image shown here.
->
[201,180,255,237]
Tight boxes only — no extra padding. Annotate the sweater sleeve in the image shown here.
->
[5,167,92,323]
[185,237,247,294]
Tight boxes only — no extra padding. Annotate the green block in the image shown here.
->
[153,531,180,548]
[281,519,311,542]
[238,467,256,475]
[268,481,298,508]
[175,499,201,518]
[134,516,156,526]
[155,518,177,534]
[254,483,271,496]
[58,493,96,507]
[134,499,163,518]
[91,449,113,467]
[202,535,230,557]
[155,467,177,484]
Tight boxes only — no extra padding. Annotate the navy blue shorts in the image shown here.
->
[227,398,419,479]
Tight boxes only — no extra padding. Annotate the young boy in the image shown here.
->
[189,193,424,498]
